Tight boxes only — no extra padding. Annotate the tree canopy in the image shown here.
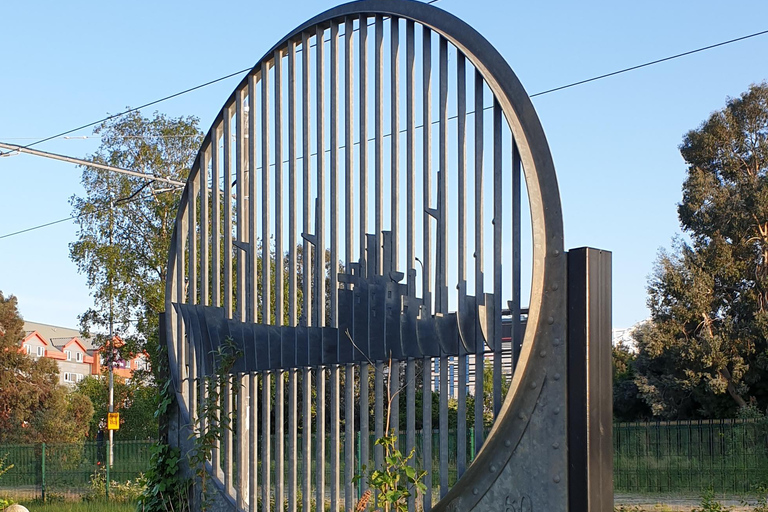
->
[69,111,202,369]
[633,83,768,419]
[0,291,93,443]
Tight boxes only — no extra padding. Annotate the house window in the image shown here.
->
[64,372,71,382]
[37,346,44,357]
[25,345,32,355]
[65,350,72,361]
[76,374,84,382]
[76,352,83,363]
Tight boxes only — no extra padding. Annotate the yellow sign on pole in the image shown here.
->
[107,412,120,430]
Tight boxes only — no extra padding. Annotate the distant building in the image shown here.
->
[20,321,150,386]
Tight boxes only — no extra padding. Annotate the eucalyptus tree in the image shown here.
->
[636,83,768,418]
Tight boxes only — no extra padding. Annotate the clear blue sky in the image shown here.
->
[1,0,767,330]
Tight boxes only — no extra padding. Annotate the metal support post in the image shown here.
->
[567,247,613,512]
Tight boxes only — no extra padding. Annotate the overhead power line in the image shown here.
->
[530,28,768,97]
[2,22,766,242]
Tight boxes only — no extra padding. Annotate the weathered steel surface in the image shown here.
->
[161,1,614,511]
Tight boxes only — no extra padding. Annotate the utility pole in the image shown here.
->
[107,197,115,499]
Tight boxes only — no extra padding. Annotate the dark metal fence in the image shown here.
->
[0,440,153,501]
[614,419,768,494]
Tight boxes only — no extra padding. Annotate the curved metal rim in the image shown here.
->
[164,0,566,509]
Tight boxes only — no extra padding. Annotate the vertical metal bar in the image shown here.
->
[437,36,448,314]
[289,40,298,329]
[189,175,198,307]
[344,20,356,509]
[405,20,415,295]
[374,361,384,503]
[389,359,399,436]
[421,25,433,511]
[225,375,233,494]
[330,20,339,330]
[275,370,285,512]
[438,34,449,500]
[405,21,416,512]
[249,73,259,324]
[201,145,210,307]
[473,69,485,454]
[236,88,246,322]
[389,17,402,451]
[270,36,285,490]
[359,361,370,493]
[374,15,384,274]
[492,100,503,417]
[390,16,400,270]
[188,174,198,423]
[359,14,369,272]
[316,26,326,325]
[316,368,326,512]
[275,50,284,329]
[212,124,221,309]
[456,52,467,479]
[511,141,522,374]
[262,371,272,512]
[262,60,272,326]
[345,16,354,271]
[288,368,298,512]
[249,373,258,512]
[439,356,448,498]
[213,382,222,481]
[302,32,313,327]
[345,363,355,511]
[224,105,233,320]
[405,359,416,512]
[238,374,247,510]
[302,368,312,512]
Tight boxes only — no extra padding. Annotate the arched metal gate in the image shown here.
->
[163,1,612,510]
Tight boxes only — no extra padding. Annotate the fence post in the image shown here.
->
[41,442,46,503]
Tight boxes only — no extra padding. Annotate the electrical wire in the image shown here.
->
[0,0,442,157]
[2,21,766,241]
[0,187,175,240]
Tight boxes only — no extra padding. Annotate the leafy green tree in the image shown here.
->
[69,111,202,371]
[0,291,94,443]
[612,341,651,421]
[636,83,768,419]
[75,375,157,440]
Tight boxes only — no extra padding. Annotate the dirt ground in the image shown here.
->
[615,493,763,511]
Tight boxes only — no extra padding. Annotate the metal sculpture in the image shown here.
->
[163,1,613,510]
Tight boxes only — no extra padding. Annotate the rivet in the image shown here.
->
[539,350,547,358]
[552,442,560,449]
[490,464,497,472]
[518,412,525,420]
[553,373,561,381]
[473,488,479,495]
[554,407,561,415]
[553,475,561,484]
[504,439,512,447]
[551,283,559,291]
[553,249,560,257]
[530,381,537,389]
[553,338,561,347]
[547,316,554,325]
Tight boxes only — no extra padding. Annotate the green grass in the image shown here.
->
[8,502,135,512]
